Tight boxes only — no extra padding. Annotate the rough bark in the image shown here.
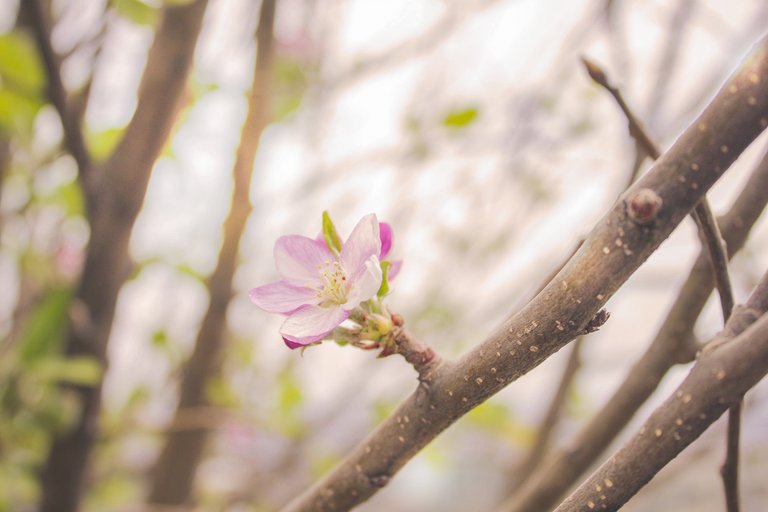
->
[38,3,209,511]
[145,0,276,506]
[280,35,768,512]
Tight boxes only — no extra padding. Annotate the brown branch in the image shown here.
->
[24,0,92,177]
[38,3,209,512]
[145,0,277,507]
[500,147,768,512]
[583,55,742,511]
[280,36,768,512]
[554,272,768,512]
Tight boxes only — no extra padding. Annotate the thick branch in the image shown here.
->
[38,3,209,512]
[25,0,92,176]
[501,124,768,512]
[281,35,768,512]
[145,0,276,506]
[555,272,768,512]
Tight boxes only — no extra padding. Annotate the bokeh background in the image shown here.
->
[1,0,767,510]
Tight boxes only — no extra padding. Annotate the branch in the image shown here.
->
[146,0,277,506]
[38,3,209,511]
[25,0,92,176]
[583,55,741,510]
[554,272,768,512]
[280,35,768,512]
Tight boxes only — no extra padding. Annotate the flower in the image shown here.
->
[250,213,398,349]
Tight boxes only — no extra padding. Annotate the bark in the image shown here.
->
[38,3,209,511]
[146,0,277,506]
[554,272,768,512]
[280,36,768,512]
[500,146,768,512]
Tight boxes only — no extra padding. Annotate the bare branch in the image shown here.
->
[281,35,768,512]
[554,272,768,512]
[24,0,92,177]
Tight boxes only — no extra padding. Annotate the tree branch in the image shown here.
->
[554,271,768,512]
[38,3,209,511]
[280,35,768,512]
[145,0,277,506]
[25,0,92,177]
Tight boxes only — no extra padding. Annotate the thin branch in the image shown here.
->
[146,0,277,506]
[583,55,741,511]
[280,36,768,512]
[24,0,92,177]
[500,148,768,512]
[554,272,768,512]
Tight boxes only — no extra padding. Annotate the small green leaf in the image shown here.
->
[18,288,72,363]
[322,211,342,254]
[0,31,45,93]
[87,127,124,162]
[377,260,391,297]
[111,0,159,26]
[33,356,103,386]
[442,107,479,129]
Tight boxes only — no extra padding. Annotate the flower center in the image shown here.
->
[314,260,349,306]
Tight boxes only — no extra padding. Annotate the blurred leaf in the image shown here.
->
[277,369,303,414]
[0,31,45,93]
[110,0,159,26]
[310,451,340,479]
[32,356,103,386]
[176,262,206,282]
[85,473,141,509]
[86,127,124,162]
[0,87,43,137]
[442,107,479,129]
[272,55,308,121]
[371,399,396,425]
[150,329,170,351]
[18,287,72,364]
[206,376,240,408]
[39,178,84,216]
[467,401,535,445]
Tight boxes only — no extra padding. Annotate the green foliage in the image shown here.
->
[0,88,43,138]
[17,287,72,363]
[442,106,479,129]
[322,210,342,254]
[206,375,241,409]
[0,30,45,138]
[466,401,535,446]
[376,260,391,297]
[272,54,309,121]
[86,127,124,163]
[110,0,159,26]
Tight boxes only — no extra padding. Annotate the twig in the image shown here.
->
[554,272,768,512]
[582,55,741,512]
[389,322,442,384]
[280,36,768,512]
[24,0,92,177]
[501,149,768,512]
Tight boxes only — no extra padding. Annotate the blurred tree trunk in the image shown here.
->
[35,2,209,511]
[146,0,277,507]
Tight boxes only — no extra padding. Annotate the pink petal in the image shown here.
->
[345,255,382,306]
[387,259,403,280]
[341,214,381,280]
[280,305,350,344]
[274,235,334,286]
[282,337,305,349]
[379,222,393,259]
[249,280,318,313]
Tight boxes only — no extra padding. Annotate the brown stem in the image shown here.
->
[554,272,768,512]
[145,0,277,507]
[24,0,92,178]
[38,3,209,511]
[584,55,741,511]
[280,36,768,512]
[390,325,442,383]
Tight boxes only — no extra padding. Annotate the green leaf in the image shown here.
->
[32,356,103,386]
[377,260,391,297]
[206,376,240,408]
[111,0,159,26]
[0,31,45,94]
[0,87,43,137]
[322,211,342,254]
[86,127,124,162]
[18,288,73,364]
[442,107,479,129]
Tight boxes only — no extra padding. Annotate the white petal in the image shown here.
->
[345,255,382,306]
[249,280,318,313]
[274,235,333,286]
[280,305,349,341]
[341,214,381,279]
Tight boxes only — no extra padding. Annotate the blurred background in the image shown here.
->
[1,0,767,510]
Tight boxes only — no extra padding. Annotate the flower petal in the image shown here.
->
[387,259,403,280]
[282,337,306,349]
[274,235,334,286]
[379,222,393,259]
[345,255,382,306]
[341,214,381,278]
[249,280,318,313]
[280,305,350,344]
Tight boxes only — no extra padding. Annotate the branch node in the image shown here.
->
[626,188,663,224]
[579,309,611,335]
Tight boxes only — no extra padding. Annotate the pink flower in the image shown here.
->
[250,214,398,349]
